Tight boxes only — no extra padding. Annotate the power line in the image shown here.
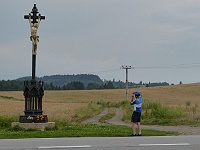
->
[134,63,200,69]
[87,62,200,76]
[91,68,120,74]
[2,62,200,80]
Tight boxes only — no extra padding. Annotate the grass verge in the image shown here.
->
[0,123,178,139]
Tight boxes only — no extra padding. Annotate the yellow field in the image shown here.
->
[0,83,200,121]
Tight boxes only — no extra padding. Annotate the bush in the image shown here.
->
[0,115,18,128]
[72,101,104,122]
[121,99,188,125]
[142,100,187,125]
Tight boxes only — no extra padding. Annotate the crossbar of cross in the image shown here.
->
[24,4,45,24]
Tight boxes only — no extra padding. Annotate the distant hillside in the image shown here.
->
[0,74,170,91]
[17,74,170,89]
[17,74,104,86]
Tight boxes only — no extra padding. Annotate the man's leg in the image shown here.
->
[137,122,142,135]
[131,122,137,135]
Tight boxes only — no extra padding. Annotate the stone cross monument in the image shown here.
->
[19,4,48,123]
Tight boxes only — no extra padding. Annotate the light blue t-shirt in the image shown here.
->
[132,97,142,113]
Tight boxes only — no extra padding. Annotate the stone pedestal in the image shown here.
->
[11,122,55,131]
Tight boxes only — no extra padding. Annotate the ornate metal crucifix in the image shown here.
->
[20,4,48,122]
[24,4,45,24]
[24,4,45,80]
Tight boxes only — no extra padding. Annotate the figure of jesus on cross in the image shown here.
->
[24,4,45,79]
[29,13,40,55]
[24,4,45,55]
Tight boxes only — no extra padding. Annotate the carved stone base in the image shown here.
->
[11,122,55,131]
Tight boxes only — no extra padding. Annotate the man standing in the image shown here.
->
[130,91,142,136]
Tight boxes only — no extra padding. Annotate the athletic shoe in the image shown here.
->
[130,134,137,136]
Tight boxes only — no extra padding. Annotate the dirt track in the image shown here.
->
[82,108,200,135]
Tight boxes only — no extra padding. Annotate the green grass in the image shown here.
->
[72,101,104,122]
[0,95,23,101]
[0,115,18,128]
[0,109,179,139]
[99,107,116,123]
[0,123,178,139]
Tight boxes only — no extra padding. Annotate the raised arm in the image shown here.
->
[130,94,134,105]
[28,14,32,27]
[37,16,41,27]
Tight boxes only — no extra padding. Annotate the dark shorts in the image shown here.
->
[131,111,141,123]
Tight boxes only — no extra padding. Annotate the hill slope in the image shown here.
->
[17,74,104,86]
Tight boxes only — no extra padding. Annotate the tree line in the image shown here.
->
[0,80,115,91]
[0,79,170,91]
[0,74,170,91]
[17,74,104,87]
[45,81,115,90]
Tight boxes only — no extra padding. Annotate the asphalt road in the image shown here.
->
[0,135,199,150]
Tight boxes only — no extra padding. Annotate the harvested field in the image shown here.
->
[0,98,87,122]
[0,99,23,116]
[0,83,200,121]
[138,83,200,106]
[42,103,87,122]
[42,89,126,103]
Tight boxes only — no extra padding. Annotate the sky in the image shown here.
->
[1,0,200,84]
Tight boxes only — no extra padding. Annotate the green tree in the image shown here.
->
[87,83,100,89]
[106,81,115,89]
[63,81,85,90]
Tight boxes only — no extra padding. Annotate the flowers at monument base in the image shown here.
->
[21,115,47,123]
[27,116,34,120]
[34,115,47,121]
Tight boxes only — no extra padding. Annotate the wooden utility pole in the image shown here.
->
[121,65,133,101]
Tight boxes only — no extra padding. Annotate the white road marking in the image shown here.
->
[38,145,91,149]
[139,143,190,146]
